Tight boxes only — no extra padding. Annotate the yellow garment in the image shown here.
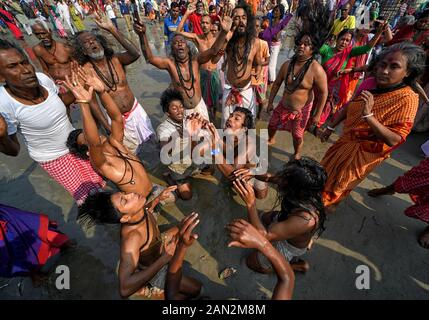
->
[331,16,356,36]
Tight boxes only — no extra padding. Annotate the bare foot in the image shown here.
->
[291,259,310,273]
[367,185,395,198]
[267,138,276,145]
[418,226,429,249]
[294,153,302,160]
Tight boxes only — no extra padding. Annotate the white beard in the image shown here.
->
[88,48,105,60]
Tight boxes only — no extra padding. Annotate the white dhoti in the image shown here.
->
[183,97,209,120]
[221,81,256,128]
[120,98,155,154]
[268,42,281,82]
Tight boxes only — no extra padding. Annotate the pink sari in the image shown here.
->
[319,46,354,125]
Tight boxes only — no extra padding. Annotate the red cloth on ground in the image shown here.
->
[393,157,429,223]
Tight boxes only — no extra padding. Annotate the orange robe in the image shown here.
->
[322,86,419,207]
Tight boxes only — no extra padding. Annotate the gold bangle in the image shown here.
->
[75,100,90,104]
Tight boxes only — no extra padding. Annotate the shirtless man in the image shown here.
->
[133,6,234,120]
[78,181,201,299]
[73,12,155,155]
[266,33,328,160]
[221,2,263,127]
[31,21,110,129]
[177,1,221,119]
[63,68,153,198]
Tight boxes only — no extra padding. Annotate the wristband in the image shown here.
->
[362,113,374,119]
[75,100,90,104]
[326,126,335,131]
[211,148,220,156]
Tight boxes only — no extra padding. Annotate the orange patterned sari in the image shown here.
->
[321,86,419,207]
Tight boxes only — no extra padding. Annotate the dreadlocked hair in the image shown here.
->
[274,157,327,237]
[77,191,122,230]
[295,0,333,53]
[226,1,256,75]
[72,31,115,65]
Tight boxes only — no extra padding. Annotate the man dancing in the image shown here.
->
[134,6,234,120]
[74,12,155,155]
[177,1,221,119]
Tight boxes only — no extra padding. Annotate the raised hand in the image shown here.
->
[233,178,256,207]
[133,20,146,35]
[63,71,93,103]
[361,90,374,117]
[0,114,8,139]
[93,11,115,32]
[220,4,234,32]
[77,67,105,93]
[185,113,205,137]
[158,185,178,202]
[178,212,200,247]
[227,219,268,250]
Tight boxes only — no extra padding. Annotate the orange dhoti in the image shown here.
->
[321,86,419,207]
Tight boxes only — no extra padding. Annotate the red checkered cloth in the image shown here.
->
[40,153,106,206]
[268,101,313,139]
[394,157,429,223]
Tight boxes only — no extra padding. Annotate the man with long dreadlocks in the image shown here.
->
[266,0,330,160]
[220,1,263,127]
[176,0,221,120]
[74,12,155,155]
[133,5,235,120]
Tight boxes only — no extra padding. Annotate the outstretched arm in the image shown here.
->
[176,6,198,42]
[259,13,293,42]
[227,219,294,300]
[134,20,171,69]
[94,11,140,65]
[63,72,107,168]
[267,61,288,112]
[165,212,200,300]
[197,5,234,65]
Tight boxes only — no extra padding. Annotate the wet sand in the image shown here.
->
[1,17,428,299]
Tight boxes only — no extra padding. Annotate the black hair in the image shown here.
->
[209,4,216,11]
[0,38,26,58]
[418,8,429,20]
[66,129,89,160]
[273,4,285,20]
[375,42,426,90]
[295,0,333,53]
[233,107,254,129]
[275,157,327,236]
[337,28,354,40]
[77,191,121,229]
[171,2,179,10]
[160,87,184,113]
[72,31,115,65]
[226,1,257,75]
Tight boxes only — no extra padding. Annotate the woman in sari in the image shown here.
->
[318,42,426,212]
[317,24,386,125]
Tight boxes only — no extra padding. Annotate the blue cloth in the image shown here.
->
[164,15,189,46]
[119,1,130,15]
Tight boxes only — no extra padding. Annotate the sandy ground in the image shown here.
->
[0,16,428,300]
